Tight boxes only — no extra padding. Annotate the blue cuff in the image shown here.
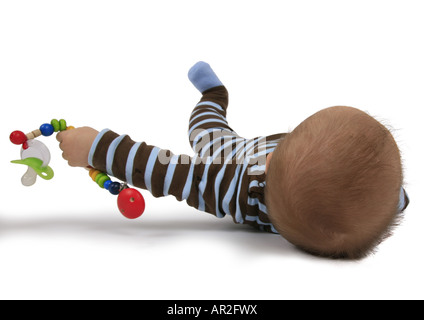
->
[88,128,110,167]
[188,61,223,93]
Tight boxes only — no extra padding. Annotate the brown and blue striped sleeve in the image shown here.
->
[88,129,250,220]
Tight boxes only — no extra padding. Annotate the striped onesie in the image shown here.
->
[88,62,286,233]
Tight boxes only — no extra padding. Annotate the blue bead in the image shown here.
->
[108,182,121,195]
[40,123,54,137]
[103,180,112,190]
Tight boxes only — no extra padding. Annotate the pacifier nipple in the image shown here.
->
[21,167,37,187]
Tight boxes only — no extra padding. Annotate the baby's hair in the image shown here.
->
[265,106,404,259]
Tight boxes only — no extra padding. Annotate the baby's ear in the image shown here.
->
[265,152,274,174]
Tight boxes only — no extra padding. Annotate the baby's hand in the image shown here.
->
[56,127,99,168]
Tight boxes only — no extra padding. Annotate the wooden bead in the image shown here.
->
[95,172,110,188]
[117,188,145,219]
[89,169,101,181]
[88,168,97,176]
[26,129,41,140]
[51,119,60,132]
[109,182,121,195]
[96,174,110,188]
[10,131,27,145]
[59,119,67,131]
[40,123,54,136]
[103,180,112,190]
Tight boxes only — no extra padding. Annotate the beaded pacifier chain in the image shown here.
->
[10,119,145,219]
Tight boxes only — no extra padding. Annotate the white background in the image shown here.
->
[0,0,423,300]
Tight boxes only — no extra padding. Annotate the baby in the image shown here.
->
[57,61,409,259]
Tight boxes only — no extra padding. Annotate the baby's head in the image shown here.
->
[265,106,404,259]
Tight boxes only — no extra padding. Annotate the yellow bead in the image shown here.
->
[89,169,101,181]
[88,168,97,177]
[66,126,75,130]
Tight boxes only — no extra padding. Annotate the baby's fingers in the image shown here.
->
[56,130,68,143]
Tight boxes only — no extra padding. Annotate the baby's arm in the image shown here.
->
[57,127,243,216]
[57,127,197,200]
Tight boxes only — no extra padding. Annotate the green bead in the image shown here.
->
[95,173,110,188]
[97,175,110,188]
[59,119,67,131]
[95,172,106,184]
[51,119,60,132]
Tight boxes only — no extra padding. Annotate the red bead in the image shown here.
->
[117,188,145,219]
[10,131,27,145]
